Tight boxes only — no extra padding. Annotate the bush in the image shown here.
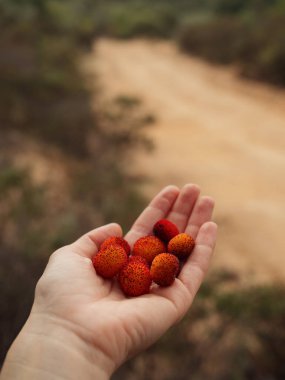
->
[102,3,177,38]
[239,14,285,85]
[177,16,245,64]
[0,94,154,365]
[0,0,154,366]
[177,10,285,86]
[0,0,98,156]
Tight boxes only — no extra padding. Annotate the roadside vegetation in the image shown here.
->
[97,0,285,86]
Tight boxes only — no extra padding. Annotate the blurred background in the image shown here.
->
[1,0,285,379]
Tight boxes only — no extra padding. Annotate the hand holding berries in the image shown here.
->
[2,185,216,380]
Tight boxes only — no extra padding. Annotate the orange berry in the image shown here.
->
[100,236,131,256]
[133,236,166,264]
[168,233,195,259]
[151,253,179,286]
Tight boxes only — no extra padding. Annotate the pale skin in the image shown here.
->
[0,184,217,380]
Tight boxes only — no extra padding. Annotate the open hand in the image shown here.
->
[1,185,217,380]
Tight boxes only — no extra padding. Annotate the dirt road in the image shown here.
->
[87,39,285,283]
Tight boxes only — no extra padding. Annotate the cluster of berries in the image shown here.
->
[92,219,195,297]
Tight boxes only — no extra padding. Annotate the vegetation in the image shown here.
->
[95,0,285,86]
[97,2,176,38]
[177,0,285,86]
[113,271,285,380]
[0,0,153,364]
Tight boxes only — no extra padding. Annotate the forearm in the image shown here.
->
[1,313,112,380]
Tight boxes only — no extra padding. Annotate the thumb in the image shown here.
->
[70,223,123,258]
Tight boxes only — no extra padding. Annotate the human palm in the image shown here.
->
[33,185,217,374]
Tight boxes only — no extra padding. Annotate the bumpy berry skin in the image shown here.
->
[133,236,166,264]
[129,255,149,267]
[153,219,179,243]
[93,244,128,279]
[168,233,195,259]
[118,259,152,297]
[100,236,131,256]
[150,253,179,287]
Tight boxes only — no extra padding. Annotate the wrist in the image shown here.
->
[1,311,113,380]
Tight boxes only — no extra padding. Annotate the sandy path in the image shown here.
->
[87,38,285,283]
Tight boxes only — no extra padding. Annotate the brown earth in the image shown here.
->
[86,38,285,283]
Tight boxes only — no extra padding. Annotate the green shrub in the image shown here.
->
[102,2,177,38]
[0,0,98,156]
[178,16,245,64]
[0,0,154,366]
[177,8,285,86]
[239,14,285,85]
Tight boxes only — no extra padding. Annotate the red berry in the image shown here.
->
[118,259,152,297]
[153,219,179,243]
[129,255,149,267]
[93,244,128,279]
[133,236,166,264]
[100,236,131,256]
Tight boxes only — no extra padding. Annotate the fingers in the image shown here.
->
[178,221,218,299]
[166,184,200,232]
[153,195,216,317]
[125,185,179,247]
[185,196,215,238]
[70,223,123,258]
[125,185,213,248]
